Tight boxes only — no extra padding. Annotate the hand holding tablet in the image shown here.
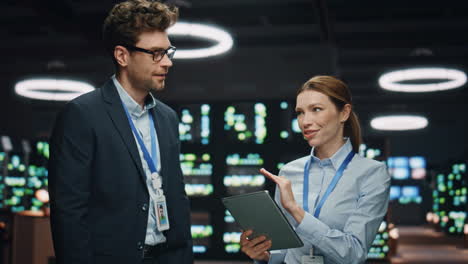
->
[239,229,271,261]
[222,190,304,251]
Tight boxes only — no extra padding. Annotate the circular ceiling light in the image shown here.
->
[168,22,233,59]
[15,78,95,101]
[371,115,428,131]
[378,67,467,92]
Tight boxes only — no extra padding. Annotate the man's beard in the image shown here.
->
[145,78,165,92]
[131,76,164,93]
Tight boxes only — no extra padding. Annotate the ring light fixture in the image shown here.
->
[15,78,95,101]
[378,67,466,92]
[371,115,428,131]
[168,22,234,59]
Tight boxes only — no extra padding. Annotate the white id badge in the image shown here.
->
[301,255,324,264]
[151,172,162,189]
[155,195,170,231]
[302,248,324,264]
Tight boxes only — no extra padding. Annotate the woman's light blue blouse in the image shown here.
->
[259,139,390,264]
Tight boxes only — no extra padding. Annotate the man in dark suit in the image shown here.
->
[48,1,193,263]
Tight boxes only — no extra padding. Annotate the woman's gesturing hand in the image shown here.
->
[260,168,305,223]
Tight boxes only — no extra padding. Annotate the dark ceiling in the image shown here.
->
[1,0,467,158]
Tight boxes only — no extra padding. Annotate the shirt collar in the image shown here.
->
[112,74,157,118]
[310,138,353,169]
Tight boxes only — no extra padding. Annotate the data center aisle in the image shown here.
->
[389,226,468,264]
[195,226,468,264]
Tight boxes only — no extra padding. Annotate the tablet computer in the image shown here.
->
[222,190,304,250]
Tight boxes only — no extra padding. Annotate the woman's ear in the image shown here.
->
[340,104,352,123]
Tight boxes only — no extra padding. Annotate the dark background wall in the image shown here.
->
[1,0,467,167]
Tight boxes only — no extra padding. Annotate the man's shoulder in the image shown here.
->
[154,97,173,111]
[69,79,116,107]
[57,87,105,122]
[68,78,116,108]
[154,97,177,118]
[71,89,101,105]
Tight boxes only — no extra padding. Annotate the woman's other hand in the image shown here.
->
[240,230,271,261]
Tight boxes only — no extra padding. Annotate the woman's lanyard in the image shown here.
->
[303,151,355,218]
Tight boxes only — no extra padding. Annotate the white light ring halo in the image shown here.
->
[379,67,467,92]
[371,115,428,131]
[168,22,233,59]
[15,78,95,101]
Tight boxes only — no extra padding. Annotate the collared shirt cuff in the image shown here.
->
[253,250,286,264]
[296,212,329,244]
[290,216,299,228]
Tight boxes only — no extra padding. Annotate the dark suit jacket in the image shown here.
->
[48,80,193,264]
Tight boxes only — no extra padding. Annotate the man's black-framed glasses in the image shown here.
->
[125,45,176,62]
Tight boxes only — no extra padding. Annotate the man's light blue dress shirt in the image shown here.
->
[112,75,166,245]
[257,139,390,264]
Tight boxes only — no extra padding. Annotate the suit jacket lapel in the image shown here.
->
[101,80,147,185]
[151,106,169,192]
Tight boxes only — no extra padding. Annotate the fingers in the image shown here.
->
[253,239,272,254]
[249,240,272,259]
[240,233,272,261]
[241,230,265,247]
[260,168,279,183]
[248,235,268,246]
[260,168,291,188]
[240,230,253,246]
[259,168,274,177]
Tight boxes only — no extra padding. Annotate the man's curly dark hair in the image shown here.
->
[102,0,178,66]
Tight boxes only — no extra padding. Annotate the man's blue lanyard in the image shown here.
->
[122,103,159,174]
[303,151,355,218]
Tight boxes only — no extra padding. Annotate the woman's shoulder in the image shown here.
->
[352,154,386,168]
[351,154,389,180]
[279,155,309,175]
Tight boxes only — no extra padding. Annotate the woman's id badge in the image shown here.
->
[155,195,170,231]
[301,255,324,264]
[302,248,324,264]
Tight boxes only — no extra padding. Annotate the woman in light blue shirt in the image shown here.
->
[240,76,390,264]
